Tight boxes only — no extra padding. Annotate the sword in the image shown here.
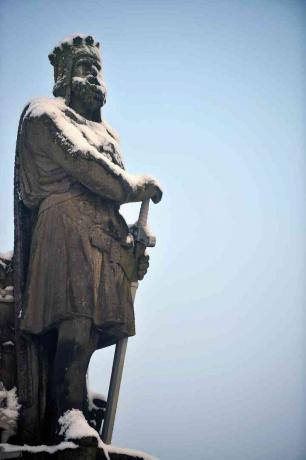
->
[101,198,156,444]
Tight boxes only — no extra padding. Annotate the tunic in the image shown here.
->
[18,97,141,348]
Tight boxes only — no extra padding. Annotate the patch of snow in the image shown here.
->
[73,73,105,90]
[103,118,120,142]
[59,409,99,440]
[0,260,6,270]
[59,409,109,459]
[0,286,14,303]
[0,251,13,261]
[0,386,21,443]
[87,388,106,411]
[1,442,78,454]
[0,295,14,303]
[2,341,14,347]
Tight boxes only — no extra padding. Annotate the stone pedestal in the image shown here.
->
[0,446,149,460]
[22,446,97,460]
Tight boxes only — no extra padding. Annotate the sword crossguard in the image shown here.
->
[134,225,156,248]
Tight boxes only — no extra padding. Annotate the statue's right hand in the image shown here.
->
[130,174,163,204]
[145,178,163,204]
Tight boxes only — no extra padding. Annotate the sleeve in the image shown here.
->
[23,114,148,205]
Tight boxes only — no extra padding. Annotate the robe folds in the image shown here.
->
[15,97,141,349]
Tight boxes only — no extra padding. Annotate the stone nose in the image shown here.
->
[91,66,98,77]
[87,75,99,85]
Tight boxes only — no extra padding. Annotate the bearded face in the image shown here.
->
[71,56,107,109]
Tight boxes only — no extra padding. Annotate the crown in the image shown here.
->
[48,34,100,67]
[48,34,105,102]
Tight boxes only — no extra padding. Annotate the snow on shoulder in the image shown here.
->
[24,97,161,197]
[24,97,120,166]
[24,97,126,179]
[25,96,66,120]
[103,118,120,142]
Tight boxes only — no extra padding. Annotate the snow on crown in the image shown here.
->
[48,34,100,66]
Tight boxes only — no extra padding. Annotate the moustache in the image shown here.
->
[72,76,107,105]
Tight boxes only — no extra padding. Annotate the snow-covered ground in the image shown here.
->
[1,408,158,459]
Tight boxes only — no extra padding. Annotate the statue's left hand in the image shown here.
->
[137,253,150,280]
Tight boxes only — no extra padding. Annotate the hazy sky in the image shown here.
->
[0,1,306,459]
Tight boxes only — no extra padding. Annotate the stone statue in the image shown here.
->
[12,34,162,449]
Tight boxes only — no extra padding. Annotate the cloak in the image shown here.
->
[14,103,42,443]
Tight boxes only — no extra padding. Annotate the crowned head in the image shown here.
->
[49,34,107,111]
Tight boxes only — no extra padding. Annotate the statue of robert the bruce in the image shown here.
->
[13,34,162,446]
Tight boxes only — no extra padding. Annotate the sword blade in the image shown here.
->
[100,281,139,444]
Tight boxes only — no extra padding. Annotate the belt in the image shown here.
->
[38,188,138,281]
[38,187,85,216]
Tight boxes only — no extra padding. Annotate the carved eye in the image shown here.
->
[83,62,92,72]
[74,59,91,75]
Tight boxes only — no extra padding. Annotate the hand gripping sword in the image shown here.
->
[101,198,156,444]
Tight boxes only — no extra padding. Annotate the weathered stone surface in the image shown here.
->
[1,33,162,456]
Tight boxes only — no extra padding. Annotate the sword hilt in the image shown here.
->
[133,198,156,249]
[137,198,149,227]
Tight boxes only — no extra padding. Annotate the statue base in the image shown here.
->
[0,445,151,460]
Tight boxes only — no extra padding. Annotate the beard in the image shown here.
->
[71,76,107,109]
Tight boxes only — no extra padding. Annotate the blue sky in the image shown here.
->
[0,1,306,459]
